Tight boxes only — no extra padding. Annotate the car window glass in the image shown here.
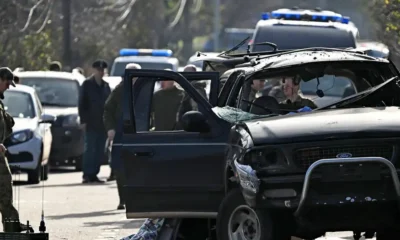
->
[132,78,209,133]
[3,91,35,118]
[252,25,355,51]
[20,77,79,107]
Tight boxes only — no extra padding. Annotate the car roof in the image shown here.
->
[113,56,179,65]
[8,84,36,95]
[16,71,83,84]
[247,49,389,70]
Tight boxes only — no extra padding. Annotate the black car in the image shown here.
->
[18,71,86,171]
[116,47,400,240]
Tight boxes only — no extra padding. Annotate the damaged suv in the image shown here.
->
[116,47,400,240]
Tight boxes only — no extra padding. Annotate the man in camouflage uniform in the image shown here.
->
[0,67,29,232]
[103,63,141,210]
[281,75,317,109]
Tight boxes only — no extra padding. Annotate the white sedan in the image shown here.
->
[3,85,55,184]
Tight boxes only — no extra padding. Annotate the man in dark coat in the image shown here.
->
[78,60,111,183]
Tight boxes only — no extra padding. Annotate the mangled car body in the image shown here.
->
[116,47,400,240]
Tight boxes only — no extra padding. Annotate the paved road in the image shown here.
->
[11,166,375,240]
[12,166,141,240]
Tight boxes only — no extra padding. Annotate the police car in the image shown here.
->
[356,40,390,59]
[250,7,359,52]
[110,49,179,77]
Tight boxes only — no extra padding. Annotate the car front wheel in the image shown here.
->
[217,188,291,240]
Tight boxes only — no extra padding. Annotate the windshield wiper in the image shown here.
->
[317,76,399,110]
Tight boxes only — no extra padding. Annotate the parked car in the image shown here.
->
[4,85,55,184]
[117,47,400,240]
[18,71,85,171]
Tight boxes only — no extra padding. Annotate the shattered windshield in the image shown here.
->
[214,61,397,123]
[212,106,274,123]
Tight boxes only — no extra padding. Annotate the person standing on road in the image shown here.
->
[0,67,30,232]
[78,60,111,183]
[103,63,141,210]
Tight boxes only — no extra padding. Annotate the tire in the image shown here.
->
[27,162,40,184]
[41,163,49,181]
[75,155,83,171]
[28,147,43,184]
[217,188,291,240]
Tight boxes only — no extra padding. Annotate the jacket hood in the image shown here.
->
[244,107,400,145]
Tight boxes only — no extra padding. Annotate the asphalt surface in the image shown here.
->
[12,166,141,240]
[11,166,376,240]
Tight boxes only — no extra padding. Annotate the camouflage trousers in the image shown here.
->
[0,156,19,229]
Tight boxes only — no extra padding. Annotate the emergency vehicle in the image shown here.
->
[110,49,179,77]
[250,7,359,52]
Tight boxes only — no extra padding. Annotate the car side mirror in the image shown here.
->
[39,113,56,124]
[181,111,210,133]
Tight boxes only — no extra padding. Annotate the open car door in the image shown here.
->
[114,69,231,219]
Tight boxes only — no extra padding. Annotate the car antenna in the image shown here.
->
[218,36,250,56]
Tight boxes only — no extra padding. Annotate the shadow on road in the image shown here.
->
[26,181,113,188]
[12,181,30,186]
[83,219,144,229]
[46,210,121,220]
[49,167,78,174]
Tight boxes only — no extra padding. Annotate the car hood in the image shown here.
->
[244,107,400,145]
[13,118,37,132]
[42,106,77,116]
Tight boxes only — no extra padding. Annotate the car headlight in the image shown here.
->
[10,130,34,144]
[62,115,80,127]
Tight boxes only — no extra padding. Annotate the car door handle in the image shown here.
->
[133,151,154,157]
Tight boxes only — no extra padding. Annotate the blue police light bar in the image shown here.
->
[119,48,173,57]
[268,9,349,23]
[261,13,270,20]
[341,16,350,24]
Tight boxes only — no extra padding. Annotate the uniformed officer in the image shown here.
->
[103,63,141,209]
[79,60,111,183]
[281,75,317,109]
[0,67,29,231]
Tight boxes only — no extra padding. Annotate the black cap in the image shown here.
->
[92,59,108,69]
[0,67,16,87]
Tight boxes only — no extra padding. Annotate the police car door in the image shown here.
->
[115,69,230,219]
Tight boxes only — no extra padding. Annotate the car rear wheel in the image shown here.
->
[217,188,291,240]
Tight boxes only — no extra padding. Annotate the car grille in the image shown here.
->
[294,144,394,170]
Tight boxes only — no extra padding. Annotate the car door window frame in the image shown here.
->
[122,70,222,135]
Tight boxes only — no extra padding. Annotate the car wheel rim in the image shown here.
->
[228,205,261,240]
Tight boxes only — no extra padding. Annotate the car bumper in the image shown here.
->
[7,137,41,171]
[49,126,84,166]
[238,157,400,231]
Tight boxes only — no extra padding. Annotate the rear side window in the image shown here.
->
[252,25,356,51]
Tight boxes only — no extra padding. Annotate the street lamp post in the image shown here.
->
[213,0,220,52]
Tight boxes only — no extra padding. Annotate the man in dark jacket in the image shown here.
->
[103,63,141,209]
[79,60,111,183]
[151,70,185,131]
